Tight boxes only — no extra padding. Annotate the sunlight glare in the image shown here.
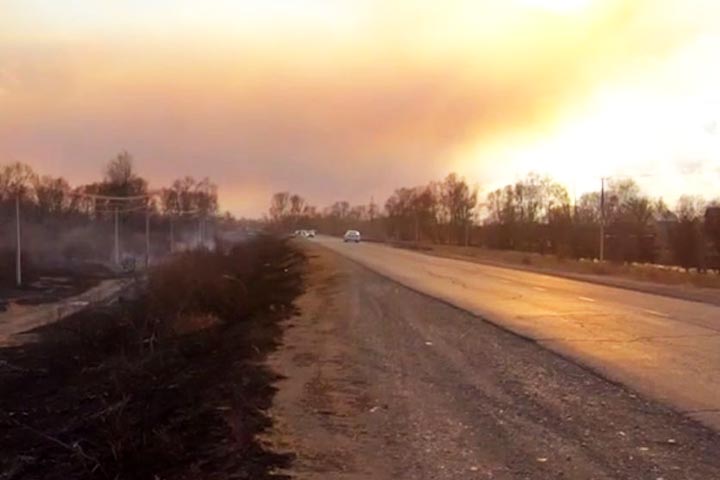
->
[520,0,596,14]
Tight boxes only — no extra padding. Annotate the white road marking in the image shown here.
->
[643,308,670,318]
[533,286,547,292]
[578,296,596,303]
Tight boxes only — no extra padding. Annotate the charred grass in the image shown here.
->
[0,247,113,306]
[0,236,304,480]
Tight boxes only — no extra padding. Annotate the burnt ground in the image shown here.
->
[0,261,114,309]
[0,237,304,480]
[6,236,720,480]
[267,242,720,479]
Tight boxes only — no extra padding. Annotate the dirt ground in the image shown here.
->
[267,242,720,479]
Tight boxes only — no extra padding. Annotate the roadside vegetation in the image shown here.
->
[0,235,303,479]
[399,242,720,290]
[0,153,232,292]
[268,171,720,285]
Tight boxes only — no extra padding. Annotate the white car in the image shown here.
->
[343,230,361,243]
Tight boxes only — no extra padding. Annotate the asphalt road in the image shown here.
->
[268,243,720,479]
[313,236,720,431]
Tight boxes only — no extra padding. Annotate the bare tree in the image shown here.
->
[269,192,290,224]
[102,151,148,198]
[671,195,706,270]
[105,151,134,185]
[34,175,71,216]
[289,194,306,218]
[162,177,197,214]
[439,173,477,244]
[195,177,218,215]
[604,178,641,224]
[368,198,379,222]
[676,195,706,220]
[0,162,38,201]
[625,197,654,227]
[349,205,367,222]
[576,192,601,224]
[706,206,720,270]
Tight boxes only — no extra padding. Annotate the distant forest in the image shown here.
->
[269,172,720,272]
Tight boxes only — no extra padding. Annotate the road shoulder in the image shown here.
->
[267,242,720,479]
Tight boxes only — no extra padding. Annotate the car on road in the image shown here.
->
[293,229,316,238]
[343,230,361,243]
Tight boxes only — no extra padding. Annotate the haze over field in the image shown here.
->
[1,0,719,215]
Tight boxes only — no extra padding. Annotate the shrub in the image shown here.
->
[145,237,303,338]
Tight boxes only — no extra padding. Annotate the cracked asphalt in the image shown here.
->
[266,243,720,479]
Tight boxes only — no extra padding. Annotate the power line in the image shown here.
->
[71,192,154,201]
[93,204,150,214]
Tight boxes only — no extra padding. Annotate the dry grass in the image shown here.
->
[396,242,720,290]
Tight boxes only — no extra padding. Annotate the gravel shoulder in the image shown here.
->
[267,242,720,479]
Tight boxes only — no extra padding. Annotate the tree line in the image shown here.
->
[269,173,478,244]
[1,152,219,219]
[269,171,720,272]
[0,152,223,275]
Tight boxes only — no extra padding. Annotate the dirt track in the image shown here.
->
[267,243,720,479]
[0,278,132,346]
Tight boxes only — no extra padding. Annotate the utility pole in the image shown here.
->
[15,194,22,287]
[145,207,151,268]
[414,212,419,244]
[114,206,120,266]
[573,179,578,221]
[599,177,605,262]
[465,219,470,247]
[169,216,175,253]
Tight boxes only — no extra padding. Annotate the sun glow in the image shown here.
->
[2,0,720,214]
[457,84,720,202]
[454,31,720,203]
[520,0,596,14]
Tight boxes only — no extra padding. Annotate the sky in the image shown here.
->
[1,0,719,216]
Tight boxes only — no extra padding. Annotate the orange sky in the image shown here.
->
[1,0,719,215]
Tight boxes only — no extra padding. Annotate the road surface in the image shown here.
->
[313,236,720,431]
[268,243,720,479]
